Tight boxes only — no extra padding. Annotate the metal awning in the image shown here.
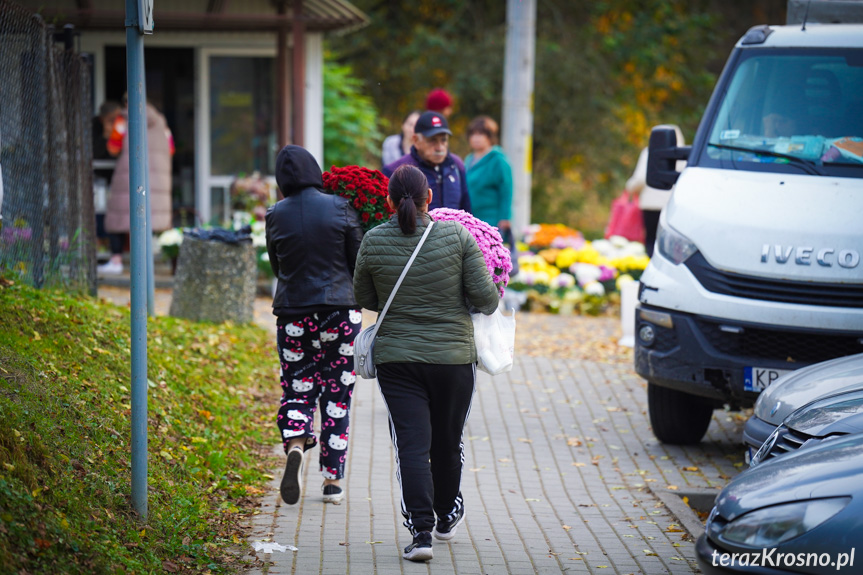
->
[27,0,368,33]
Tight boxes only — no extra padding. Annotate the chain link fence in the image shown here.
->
[0,0,96,293]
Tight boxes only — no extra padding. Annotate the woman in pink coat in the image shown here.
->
[99,102,173,274]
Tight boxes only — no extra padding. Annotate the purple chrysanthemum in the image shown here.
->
[430,208,512,296]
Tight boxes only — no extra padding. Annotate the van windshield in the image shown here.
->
[704,48,863,176]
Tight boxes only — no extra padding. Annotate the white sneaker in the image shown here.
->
[97,260,124,275]
[322,484,344,504]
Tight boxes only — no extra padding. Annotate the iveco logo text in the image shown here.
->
[761,245,860,268]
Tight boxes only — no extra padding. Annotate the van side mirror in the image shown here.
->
[646,126,692,190]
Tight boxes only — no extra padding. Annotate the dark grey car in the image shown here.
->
[697,433,863,574]
[750,389,863,467]
[742,353,863,461]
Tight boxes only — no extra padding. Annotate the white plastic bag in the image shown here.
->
[472,308,516,375]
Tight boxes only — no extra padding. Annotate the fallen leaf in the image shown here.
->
[35,538,51,549]
[562,525,571,530]
[566,437,582,447]
[162,561,180,573]
[667,485,679,490]
[682,466,699,472]
[518,438,533,443]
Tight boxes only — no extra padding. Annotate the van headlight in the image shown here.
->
[719,498,850,547]
[656,222,698,264]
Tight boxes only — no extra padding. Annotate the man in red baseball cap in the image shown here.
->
[383,111,471,212]
[425,88,454,118]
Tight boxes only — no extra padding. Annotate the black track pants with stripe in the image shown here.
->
[376,362,475,535]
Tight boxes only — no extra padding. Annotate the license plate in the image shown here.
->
[744,366,793,392]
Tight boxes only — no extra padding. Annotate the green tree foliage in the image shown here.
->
[531,0,719,232]
[331,0,777,233]
[323,53,384,169]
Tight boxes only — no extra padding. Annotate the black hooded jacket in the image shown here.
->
[265,145,363,319]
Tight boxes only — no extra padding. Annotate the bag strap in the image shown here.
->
[376,220,434,327]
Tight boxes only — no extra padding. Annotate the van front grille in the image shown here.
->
[685,252,863,308]
[695,319,863,364]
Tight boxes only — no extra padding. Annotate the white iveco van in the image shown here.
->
[635,22,863,444]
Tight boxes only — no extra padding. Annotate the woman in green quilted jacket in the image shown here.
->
[353,164,500,562]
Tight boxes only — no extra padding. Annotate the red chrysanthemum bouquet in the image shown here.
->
[321,166,394,232]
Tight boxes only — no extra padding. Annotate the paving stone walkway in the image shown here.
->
[243,313,747,575]
[96,284,747,574]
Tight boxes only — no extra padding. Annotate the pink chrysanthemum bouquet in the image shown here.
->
[430,208,512,296]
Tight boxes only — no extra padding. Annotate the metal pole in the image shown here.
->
[125,0,149,521]
[145,114,155,317]
[501,0,536,239]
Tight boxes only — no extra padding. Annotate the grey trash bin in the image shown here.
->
[169,228,257,323]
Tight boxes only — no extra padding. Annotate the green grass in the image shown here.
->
[0,280,278,573]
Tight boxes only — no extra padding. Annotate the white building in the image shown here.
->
[21,0,367,226]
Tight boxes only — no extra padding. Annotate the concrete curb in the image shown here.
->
[647,484,718,539]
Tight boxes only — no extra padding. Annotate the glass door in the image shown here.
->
[197,49,278,227]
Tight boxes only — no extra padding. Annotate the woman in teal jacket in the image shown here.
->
[465,116,513,236]
[353,165,499,563]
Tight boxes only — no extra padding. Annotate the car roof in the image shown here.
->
[737,24,863,48]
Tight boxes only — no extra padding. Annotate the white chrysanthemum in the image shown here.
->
[251,232,267,248]
[608,235,629,249]
[553,272,576,289]
[158,228,183,247]
[571,263,601,286]
[590,239,612,256]
[622,241,646,256]
[584,281,605,297]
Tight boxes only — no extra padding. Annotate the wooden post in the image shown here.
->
[291,0,305,147]
[277,1,291,146]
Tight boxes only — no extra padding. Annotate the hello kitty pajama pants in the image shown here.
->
[276,307,362,480]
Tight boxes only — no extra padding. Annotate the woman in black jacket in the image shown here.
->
[265,145,364,506]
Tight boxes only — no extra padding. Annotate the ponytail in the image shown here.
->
[388,165,429,235]
[397,195,418,235]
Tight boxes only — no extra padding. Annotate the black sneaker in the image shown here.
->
[433,506,465,541]
[280,448,304,505]
[322,484,344,504]
[403,531,433,562]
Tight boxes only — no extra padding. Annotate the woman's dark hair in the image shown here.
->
[467,115,499,145]
[388,165,429,235]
